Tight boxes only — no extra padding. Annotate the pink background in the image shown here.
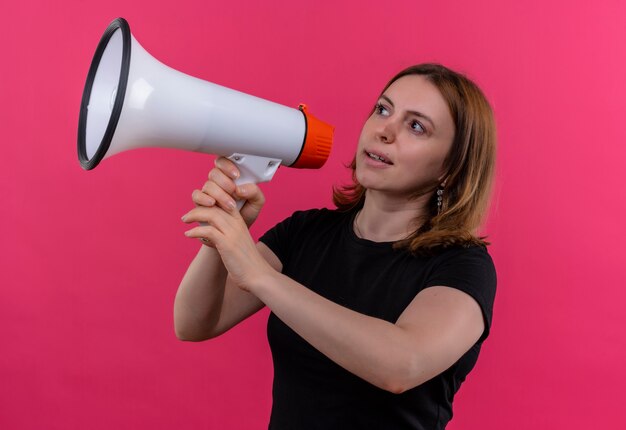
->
[1,0,625,428]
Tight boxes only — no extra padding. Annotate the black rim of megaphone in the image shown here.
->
[77,18,131,170]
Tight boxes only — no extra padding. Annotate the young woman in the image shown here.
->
[176,63,497,429]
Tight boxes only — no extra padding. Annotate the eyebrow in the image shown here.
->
[379,95,436,131]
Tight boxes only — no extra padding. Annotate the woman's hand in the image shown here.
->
[181,199,275,291]
[180,156,273,290]
[190,157,266,228]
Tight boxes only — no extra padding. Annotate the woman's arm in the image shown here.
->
[252,269,485,393]
[174,157,279,341]
[173,242,281,341]
[182,204,485,392]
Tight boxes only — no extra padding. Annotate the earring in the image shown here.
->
[436,183,445,215]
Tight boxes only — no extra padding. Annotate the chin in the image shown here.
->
[355,169,379,191]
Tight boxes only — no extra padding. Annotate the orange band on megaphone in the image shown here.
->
[291,104,334,169]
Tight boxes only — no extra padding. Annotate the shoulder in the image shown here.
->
[432,244,495,270]
[425,244,497,341]
[430,245,497,291]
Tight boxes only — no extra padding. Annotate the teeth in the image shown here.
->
[367,152,388,163]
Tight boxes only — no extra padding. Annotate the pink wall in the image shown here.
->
[2,0,625,428]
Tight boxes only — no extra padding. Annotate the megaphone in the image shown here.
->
[78,17,333,203]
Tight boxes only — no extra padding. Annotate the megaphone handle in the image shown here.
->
[227,154,282,210]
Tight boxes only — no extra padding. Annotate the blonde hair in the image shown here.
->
[333,63,497,255]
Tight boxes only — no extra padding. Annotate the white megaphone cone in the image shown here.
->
[78,18,334,202]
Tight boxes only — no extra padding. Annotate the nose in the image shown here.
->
[375,119,396,144]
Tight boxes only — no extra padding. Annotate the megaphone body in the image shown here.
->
[78,18,333,197]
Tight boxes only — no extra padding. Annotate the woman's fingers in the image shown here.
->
[214,157,240,180]
[182,207,226,244]
[191,157,240,209]
[182,205,220,225]
[201,180,237,211]
[207,165,237,196]
[183,156,249,245]
[182,204,243,229]
[182,205,247,250]
[235,183,266,227]
[191,189,215,207]
[186,156,266,230]
[183,223,221,247]
[181,204,222,247]
[197,158,246,211]
[236,183,265,207]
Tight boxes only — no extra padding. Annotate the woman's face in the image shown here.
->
[355,74,456,200]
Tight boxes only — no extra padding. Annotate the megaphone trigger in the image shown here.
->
[227,154,282,210]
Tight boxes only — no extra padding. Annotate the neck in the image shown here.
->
[354,190,431,242]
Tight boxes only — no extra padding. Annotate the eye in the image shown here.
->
[410,119,425,134]
[374,103,390,116]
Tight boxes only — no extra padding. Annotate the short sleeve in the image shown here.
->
[425,246,497,342]
[258,217,291,268]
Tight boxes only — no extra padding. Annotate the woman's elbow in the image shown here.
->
[174,323,216,342]
[175,330,201,342]
[379,355,427,395]
[175,327,198,342]
[380,381,409,395]
[379,375,417,395]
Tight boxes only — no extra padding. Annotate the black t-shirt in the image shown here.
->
[259,208,497,430]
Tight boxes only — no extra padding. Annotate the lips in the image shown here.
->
[365,150,393,165]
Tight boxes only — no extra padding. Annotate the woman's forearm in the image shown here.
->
[176,156,270,341]
[174,245,228,341]
[250,270,419,393]
[249,268,483,394]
